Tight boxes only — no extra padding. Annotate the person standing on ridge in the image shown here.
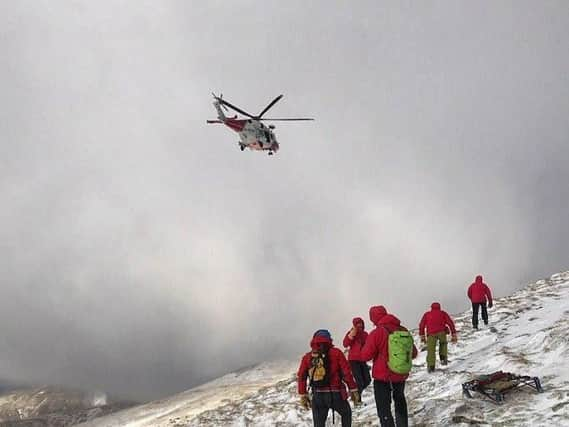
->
[297,329,361,427]
[467,275,493,329]
[419,302,457,372]
[343,317,372,394]
[361,306,418,427]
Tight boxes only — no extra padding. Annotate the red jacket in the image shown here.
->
[297,336,357,399]
[468,275,493,304]
[419,302,456,337]
[360,313,418,383]
[342,317,368,361]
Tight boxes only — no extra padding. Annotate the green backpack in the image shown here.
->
[386,329,414,374]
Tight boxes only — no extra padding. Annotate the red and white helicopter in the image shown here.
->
[206,93,314,155]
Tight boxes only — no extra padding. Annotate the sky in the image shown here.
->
[1,1,568,400]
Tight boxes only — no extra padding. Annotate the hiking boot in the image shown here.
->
[441,357,448,366]
[473,325,479,330]
[427,366,435,373]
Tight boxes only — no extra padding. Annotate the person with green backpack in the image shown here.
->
[361,306,418,427]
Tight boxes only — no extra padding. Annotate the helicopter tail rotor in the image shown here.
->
[212,92,229,111]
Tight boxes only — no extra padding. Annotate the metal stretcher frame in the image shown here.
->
[462,371,543,404]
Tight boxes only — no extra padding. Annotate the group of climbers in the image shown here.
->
[297,275,494,427]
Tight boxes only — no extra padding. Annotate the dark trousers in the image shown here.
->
[373,380,408,427]
[350,361,372,394]
[472,302,488,327]
[311,391,352,427]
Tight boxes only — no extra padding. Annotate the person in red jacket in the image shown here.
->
[297,329,360,427]
[343,317,371,394]
[467,275,493,329]
[419,302,457,372]
[360,307,418,427]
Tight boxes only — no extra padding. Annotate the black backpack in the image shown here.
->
[308,347,331,388]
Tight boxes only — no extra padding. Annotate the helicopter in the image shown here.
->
[206,93,314,155]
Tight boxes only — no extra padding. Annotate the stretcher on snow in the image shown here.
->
[462,371,543,404]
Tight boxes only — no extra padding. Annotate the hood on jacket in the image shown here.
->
[431,302,441,310]
[369,305,387,326]
[352,317,365,329]
[377,313,401,330]
[310,329,332,350]
[475,275,483,284]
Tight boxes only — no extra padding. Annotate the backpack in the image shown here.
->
[308,348,330,388]
[386,329,414,375]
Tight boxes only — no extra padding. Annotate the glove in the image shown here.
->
[299,394,311,410]
[420,335,426,344]
[488,301,493,308]
[451,334,458,343]
[350,390,361,406]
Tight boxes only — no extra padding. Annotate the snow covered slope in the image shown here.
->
[80,271,569,426]
[0,386,132,426]
[77,361,296,427]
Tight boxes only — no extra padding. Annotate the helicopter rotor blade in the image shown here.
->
[218,98,255,118]
[211,92,311,121]
[257,94,284,118]
[259,118,315,121]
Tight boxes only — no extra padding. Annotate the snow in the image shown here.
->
[78,361,296,427]
[79,271,569,426]
[0,386,123,426]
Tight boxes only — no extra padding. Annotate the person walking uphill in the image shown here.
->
[297,329,361,427]
[419,302,457,372]
[343,317,371,394]
[361,306,418,427]
[468,275,493,329]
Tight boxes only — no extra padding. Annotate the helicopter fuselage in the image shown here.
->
[224,117,279,153]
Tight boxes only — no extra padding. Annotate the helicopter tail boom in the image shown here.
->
[213,99,227,122]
